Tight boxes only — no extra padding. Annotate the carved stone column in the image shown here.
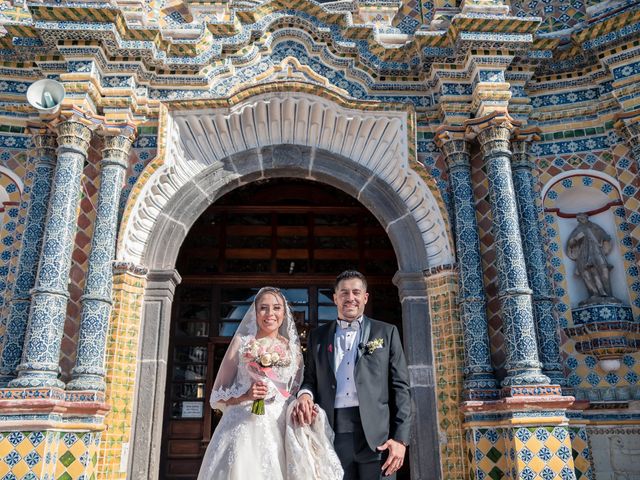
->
[9,119,92,388]
[470,117,549,390]
[511,131,564,387]
[67,130,134,391]
[0,131,57,386]
[129,269,180,480]
[436,129,498,399]
[392,271,442,480]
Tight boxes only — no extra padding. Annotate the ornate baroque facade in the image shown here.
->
[0,0,639,478]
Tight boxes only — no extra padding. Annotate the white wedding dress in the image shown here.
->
[197,335,342,480]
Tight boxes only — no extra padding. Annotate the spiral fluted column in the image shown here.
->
[472,119,549,389]
[67,130,134,391]
[9,119,92,388]
[0,132,57,386]
[437,130,498,399]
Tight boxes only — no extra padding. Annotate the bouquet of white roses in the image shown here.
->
[242,337,291,414]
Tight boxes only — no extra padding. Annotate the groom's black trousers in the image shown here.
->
[333,407,396,480]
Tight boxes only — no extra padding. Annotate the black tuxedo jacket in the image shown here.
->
[300,316,412,451]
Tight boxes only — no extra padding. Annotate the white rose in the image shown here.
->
[271,352,280,363]
[259,353,273,367]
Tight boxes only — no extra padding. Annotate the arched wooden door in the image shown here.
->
[160,179,408,479]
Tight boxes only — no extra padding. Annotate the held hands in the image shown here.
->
[378,439,406,477]
[291,393,318,425]
[245,381,268,401]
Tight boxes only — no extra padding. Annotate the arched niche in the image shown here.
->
[543,171,630,308]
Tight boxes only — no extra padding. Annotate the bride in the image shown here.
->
[197,287,343,480]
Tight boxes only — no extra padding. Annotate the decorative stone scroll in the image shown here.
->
[119,92,454,270]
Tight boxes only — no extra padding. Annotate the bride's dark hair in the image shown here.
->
[254,286,284,306]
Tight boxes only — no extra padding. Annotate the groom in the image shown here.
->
[293,270,412,479]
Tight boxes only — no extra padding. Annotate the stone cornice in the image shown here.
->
[0,0,551,80]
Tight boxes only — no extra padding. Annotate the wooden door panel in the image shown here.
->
[165,458,202,478]
[169,420,203,438]
[167,439,203,456]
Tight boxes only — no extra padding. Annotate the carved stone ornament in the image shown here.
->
[565,213,621,306]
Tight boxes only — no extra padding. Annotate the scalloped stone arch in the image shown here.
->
[119,91,454,270]
[123,90,451,480]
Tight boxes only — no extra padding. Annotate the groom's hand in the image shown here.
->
[378,439,406,476]
[292,393,315,425]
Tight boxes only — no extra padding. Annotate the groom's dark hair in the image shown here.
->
[334,270,368,291]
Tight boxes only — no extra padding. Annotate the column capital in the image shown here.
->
[56,119,92,155]
[31,132,57,150]
[465,112,520,137]
[435,127,471,168]
[467,113,519,159]
[146,268,183,292]
[30,131,58,167]
[102,132,135,169]
[392,270,428,298]
[511,127,541,170]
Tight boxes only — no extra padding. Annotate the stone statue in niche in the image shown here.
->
[566,213,621,305]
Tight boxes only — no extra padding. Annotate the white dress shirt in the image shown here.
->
[334,317,362,408]
[297,317,363,405]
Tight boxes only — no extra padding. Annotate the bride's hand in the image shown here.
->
[245,381,268,401]
[292,393,316,425]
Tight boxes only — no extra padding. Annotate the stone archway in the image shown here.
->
[119,88,454,479]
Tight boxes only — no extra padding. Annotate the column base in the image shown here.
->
[501,384,563,398]
[8,374,65,389]
[501,369,550,388]
[464,375,501,400]
[0,390,107,480]
[464,388,500,401]
[463,394,577,480]
[67,374,106,392]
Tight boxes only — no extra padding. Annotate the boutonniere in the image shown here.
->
[327,344,333,353]
[363,338,384,354]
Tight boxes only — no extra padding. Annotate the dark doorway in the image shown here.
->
[160,179,408,479]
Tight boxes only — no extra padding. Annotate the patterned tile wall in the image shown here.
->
[536,141,640,401]
[417,131,454,226]
[0,139,32,350]
[463,125,640,399]
[466,427,509,480]
[510,0,587,33]
[119,127,158,218]
[426,269,467,480]
[506,426,576,480]
[54,431,101,480]
[569,426,592,480]
[0,429,100,480]
[0,173,24,309]
[97,269,146,478]
[395,0,429,33]
[0,430,58,479]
